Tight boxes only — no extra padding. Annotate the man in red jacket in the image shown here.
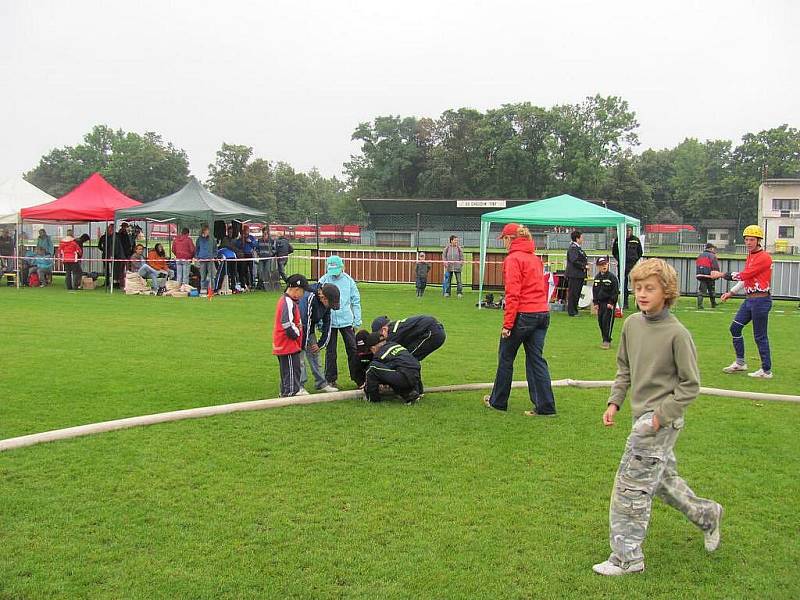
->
[483,223,557,416]
[273,273,311,397]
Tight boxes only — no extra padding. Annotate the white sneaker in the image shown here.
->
[722,361,748,374]
[704,503,724,552]
[294,388,310,396]
[457,293,463,298]
[592,560,645,576]
[747,369,773,379]
[320,385,339,393]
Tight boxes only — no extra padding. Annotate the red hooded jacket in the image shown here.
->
[58,236,82,263]
[273,294,303,355]
[503,236,549,329]
[172,233,196,260]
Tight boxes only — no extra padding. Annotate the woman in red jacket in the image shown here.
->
[484,223,557,416]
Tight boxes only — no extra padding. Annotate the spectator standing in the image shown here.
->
[442,235,464,297]
[272,274,310,397]
[298,283,341,393]
[593,258,721,576]
[172,227,196,286]
[97,224,115,286]
[695,243,719,309]
[415,252,431,297]
[613,225,643,309]
[0,228,14,273]
[58,232,82,290]
[113,223,132,287]
[195,225,215,294]
[318,255,362,388]
[565,230,588,317]
[274,234,294,283]
[592,256,619,349]
[36,228,53,256]
[234,225,258,289]
[483,223,556,417]
[257,229,276,290]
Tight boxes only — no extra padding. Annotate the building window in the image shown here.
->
[707,232,716,240]
[778,226,795,239]
[719,232,729,240]
[772,198,799,213]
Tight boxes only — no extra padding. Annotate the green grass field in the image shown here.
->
[1,283,799,599]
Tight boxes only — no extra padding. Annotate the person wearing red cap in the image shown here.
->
[483,223,557,416]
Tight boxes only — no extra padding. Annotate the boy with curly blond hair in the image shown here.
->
[593,258,723,576]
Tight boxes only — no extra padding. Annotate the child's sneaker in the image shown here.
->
[592,560,645,576]
[704,503,724,552]
[747,369,773,379]
[319,384,339,393]
[722,361,747,373]
[294,388,310,396]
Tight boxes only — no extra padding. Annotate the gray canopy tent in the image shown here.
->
[112,176,268,293]
[478,194,640,305]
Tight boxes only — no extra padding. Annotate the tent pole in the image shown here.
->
[478,220,490,309]
[15,215,21,289]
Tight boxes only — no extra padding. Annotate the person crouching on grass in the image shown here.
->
[593,258,722,576]
[361,331,422,405]
[273,274,311,398]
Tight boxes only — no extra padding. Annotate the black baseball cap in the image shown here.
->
[319,283,340,310]
[364,332,383,347]
[355,329,371,351]
[596,256,609,265]
[285,273,310,291]
[371,316,390,332]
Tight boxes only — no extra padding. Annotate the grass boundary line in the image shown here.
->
[2,380,798,453]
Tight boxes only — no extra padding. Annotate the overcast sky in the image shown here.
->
[1,0,798,182]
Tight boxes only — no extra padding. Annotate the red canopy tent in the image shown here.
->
[21,173,141,222]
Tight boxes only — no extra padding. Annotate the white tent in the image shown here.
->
[0,176,56,224]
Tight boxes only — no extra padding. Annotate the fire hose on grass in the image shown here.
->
[1,380,798,452]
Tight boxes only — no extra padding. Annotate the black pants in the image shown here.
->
[325,326,358,385]
[487,312,556,414]
[697,279,717,307]
[566,277,584,316]
[622,268,633,308]
[597,303,615,343]
[407,323,446,361]
[365,366,420,402]
[277,352,302,397]
[276,257,289,283]
[64,263,82,290]
[237,260,252,288]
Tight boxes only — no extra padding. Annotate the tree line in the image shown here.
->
[24,99,800,225]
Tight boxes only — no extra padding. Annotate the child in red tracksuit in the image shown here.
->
[273,274,310,397]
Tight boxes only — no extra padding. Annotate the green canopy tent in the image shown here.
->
[113,176,268,293]
[478,194,641,306]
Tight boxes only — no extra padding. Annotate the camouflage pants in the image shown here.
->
[607,411,717,567]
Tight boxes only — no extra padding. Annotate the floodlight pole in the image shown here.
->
[416,212,420,253]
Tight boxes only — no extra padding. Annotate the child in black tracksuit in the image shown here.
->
[415,252,431,297]
[361,332,422,404]
[592,256,619,349]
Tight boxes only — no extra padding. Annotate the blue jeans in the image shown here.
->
[730,296,772,372]
[175,260,191,285]
[138,265,161,290]
[442,270,462,296]
[488,312,556,414]
[198,261,215,291]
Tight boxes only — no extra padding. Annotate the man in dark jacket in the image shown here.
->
[362,332,422,404]
[370,314,446,395]
[565,230,588,317]
[370,315,446,361]
[274,235,294,283]
[612,225,643,309]
[298,283,341,393]
[592,257,619,349]
[98,224,115,286]
[695,243,720,309]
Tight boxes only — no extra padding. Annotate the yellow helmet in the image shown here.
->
[742,225,764,239]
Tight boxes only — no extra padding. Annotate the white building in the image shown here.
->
[758,179,800,254]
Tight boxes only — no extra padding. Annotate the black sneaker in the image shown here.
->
[402,391,420,405]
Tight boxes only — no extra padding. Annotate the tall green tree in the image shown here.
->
[25,125,189,201]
